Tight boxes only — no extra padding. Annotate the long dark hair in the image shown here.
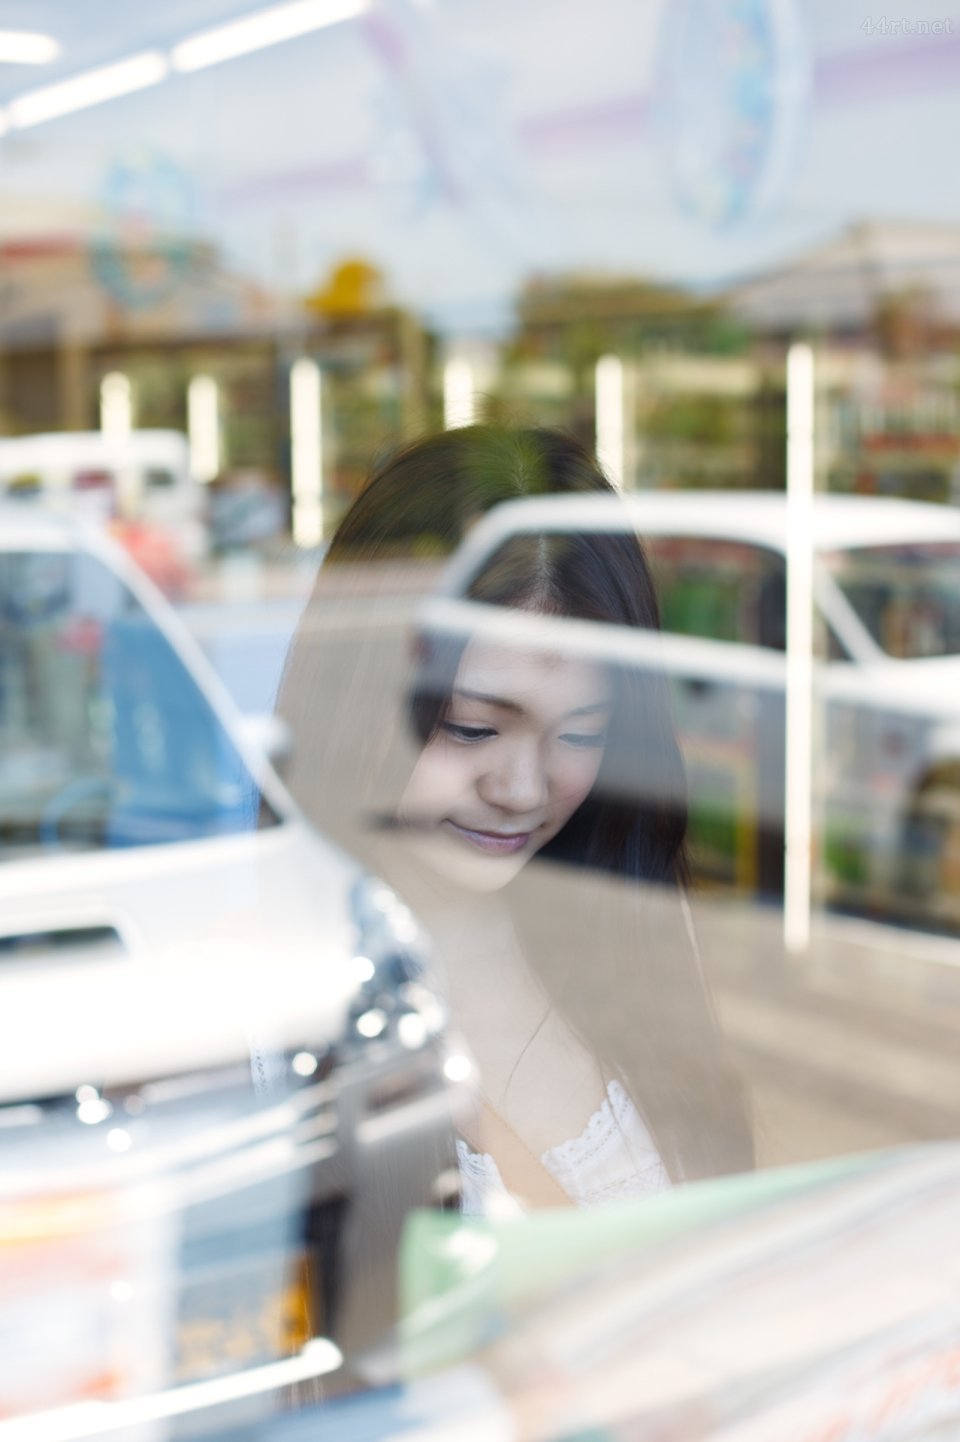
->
[410,525,691,891]
[279,425,753,1183]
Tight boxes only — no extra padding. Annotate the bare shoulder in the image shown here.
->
[493,1010,611,1159]
[441,912,613,1158]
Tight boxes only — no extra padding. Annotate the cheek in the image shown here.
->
[400,739,476,821]
[552,749,605,817]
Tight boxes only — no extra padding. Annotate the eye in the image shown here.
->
[440,722,497,743]
[559,731,607,749]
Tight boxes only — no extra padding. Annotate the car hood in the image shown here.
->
[0,821,370,1102]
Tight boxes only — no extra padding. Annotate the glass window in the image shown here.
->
[7,0,960,1428]
[0,548,275,858]
[645,536,787,649]
[824,543,960,659]
[144,466,176,490]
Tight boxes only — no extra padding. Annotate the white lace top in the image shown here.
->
[457,1079,669,1216]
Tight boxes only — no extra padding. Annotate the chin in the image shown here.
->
[408,830,530,893]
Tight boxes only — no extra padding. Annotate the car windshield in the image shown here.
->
[824,542,960,659]
[0,548,277,858]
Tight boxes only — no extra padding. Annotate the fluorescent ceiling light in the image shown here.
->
[0,31,60,65]
[171,0,367,73]
[8,51,168,128]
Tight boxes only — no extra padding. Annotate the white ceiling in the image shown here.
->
[2,0,960,331]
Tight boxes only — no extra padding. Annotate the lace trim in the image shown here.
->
[557,1164,668,1208]
[540,1078,639,1175]
[456,1136,497,1187]
[456,1137,522,1218]
[457,1080,668,1213]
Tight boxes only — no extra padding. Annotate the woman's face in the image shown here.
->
[399,638,612,891]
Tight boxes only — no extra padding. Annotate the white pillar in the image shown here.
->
[290,357,324,548]
[784,342,815,954]
[443,357,476,430]
[99,372,132,439]
[99,372,138,517]
[187,375,220,484]
[595,354,625,489]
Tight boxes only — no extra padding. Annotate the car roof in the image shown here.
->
[467,490,960,553]
[0,429,187,454]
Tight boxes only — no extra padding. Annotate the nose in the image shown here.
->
[477,738,549,816]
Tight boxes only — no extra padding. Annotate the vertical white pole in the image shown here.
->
[784,342,815,954]
[187,375,220,484]
[595,354,625,489]
[443,357,475,429]
[99,372,137,518]
[290,357,324,549]
[100,372,132,439]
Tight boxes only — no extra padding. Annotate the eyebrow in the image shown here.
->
[454,688,611,719]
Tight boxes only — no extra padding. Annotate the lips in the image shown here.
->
[443,821,534,855]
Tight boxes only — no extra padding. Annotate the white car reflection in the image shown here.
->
[0,508,464,1422]
[421,490,960,928]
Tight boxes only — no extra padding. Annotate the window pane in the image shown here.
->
[646,537,786,648]
[0,549,273,857]
[825,543,960,659]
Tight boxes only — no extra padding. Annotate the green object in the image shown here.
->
[399,1151,875,1376]
[824,817,870,884]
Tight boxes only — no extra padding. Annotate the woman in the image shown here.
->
[279,425,753,1212]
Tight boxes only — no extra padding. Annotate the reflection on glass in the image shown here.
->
[5,0,960,1430]
[826,542,960,659]
[0,548,273,856]
[280,425,755,1219]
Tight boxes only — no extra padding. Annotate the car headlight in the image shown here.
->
[346,876,447,1050]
